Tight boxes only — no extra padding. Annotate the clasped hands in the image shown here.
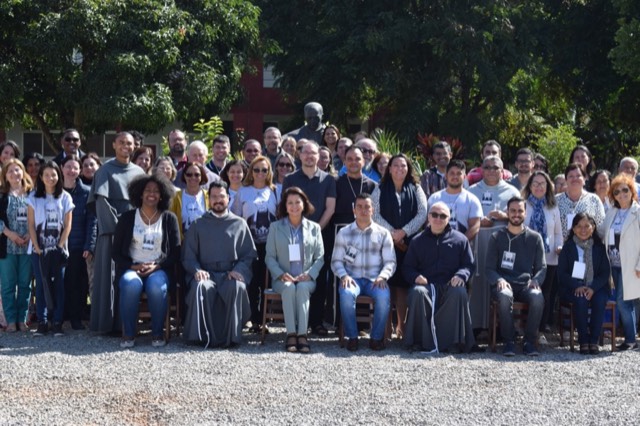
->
[194,269,245,283]
[280,272,311,283]
[414,275,465,287]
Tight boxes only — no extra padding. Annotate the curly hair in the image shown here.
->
[127,173,175,211]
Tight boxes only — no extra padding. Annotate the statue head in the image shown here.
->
[304,102,323,131]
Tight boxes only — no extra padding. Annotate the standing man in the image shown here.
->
[242,139,262,167]
[88,132,145,333]
[262,127,282,166]
[53,129,85,166]
[486,196,546,356]
[175,141,220,190]
[287,102,326,144]
[283,141,336,336]
[403,202,477,353]
[206,135,230,176]
[168,129,188,172]
[508,148,535,190]
[182,181,257,348]
[338,138,381,182]
[331,194,396,351]
[466,140,513,186]
[334,146,377,225]
[419,141,452,198]
[467,156,520,332]
[428,160,482,241]
[333,137,353,171]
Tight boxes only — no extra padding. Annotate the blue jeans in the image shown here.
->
[611,267,637,344]
[32,253,65,324]
[119,270,168,338]
[495,283,544,344]
[0,254,32,324]
[562,285,609,345]
[339,278,390,340]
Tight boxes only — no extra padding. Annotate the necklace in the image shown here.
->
[141,208,158,225]
[346,175,364,200]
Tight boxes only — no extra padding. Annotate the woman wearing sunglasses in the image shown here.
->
[232,156,278,333]
[272,151,296,203]
[598,174,640,350]
[170,162,209,240]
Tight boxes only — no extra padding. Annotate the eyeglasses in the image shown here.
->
[531,181,547,188]
[253,168,269,174]
[361,149,376,155]
[430,212,449,220]
[185,172,201,178]
[277,163,293,169]
[64,137,80,143]
[482,166,500,171]
[613,187,630,196]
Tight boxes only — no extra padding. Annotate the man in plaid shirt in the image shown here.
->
[331,193,396,351]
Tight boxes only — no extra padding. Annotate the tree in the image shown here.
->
[0,0,260,151]
[258,0,541,150]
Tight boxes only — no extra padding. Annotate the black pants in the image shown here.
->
[309,226,334,330]
[64,249,88,323]
[249,243,267,325]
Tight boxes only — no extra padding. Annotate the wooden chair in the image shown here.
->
[338,295,392,346]
[137,282,181,342]
[489,300,534,352]
[558,300,617,352]
[261,288,285,344]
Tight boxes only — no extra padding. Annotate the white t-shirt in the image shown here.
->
[428,189,482,234]
[181,191,206,232]
[233,186,277,244]
[129,210,164,264]
[26,192,74,254]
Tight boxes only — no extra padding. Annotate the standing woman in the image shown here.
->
[265,187,324,353]
[282,136,297,158]
[112,174,180,348]
[0,159,33,332]
[132,147,154,175]
[522,171,563,334]
[22,152,45,184]
[220,160,246,209]
[232,156,278,333]
[588,170,612,213]
[372,152,391,179]
[598,175,640,350]
[321,125,341,157]
[318,146,336,176]
[27,161,74,336]
[0,140,21,166]
[556,163,605,240]
[372,153,428,338]
[569,145,595,178]
[558,213,610,354]
[80,153,102,186]
[273,152,296,203]
[61,156,97,330]
[170,161,209,240]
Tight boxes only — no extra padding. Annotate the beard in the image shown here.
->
[170,145,185,156]
[508,216,524,227]
[211,202,227,214]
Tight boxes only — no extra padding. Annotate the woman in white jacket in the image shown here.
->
[522,171,563,335]
[597,174,640,350]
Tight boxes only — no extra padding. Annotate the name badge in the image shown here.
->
[566,213,575,230]
[344,245,358,264]
[608,229,615,246]
[572,261,586,280]
[501,251,516,270]
[449,211,458,230]
[288,244,301,262]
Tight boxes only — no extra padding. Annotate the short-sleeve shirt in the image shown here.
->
[27,191,75,254]
[428,189,482,234]
[282,168,337,223]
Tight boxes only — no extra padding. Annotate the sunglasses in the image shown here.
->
[613,187,630,196]
[361,149,376,155]
[64,137,80,143]
[430,212,449,220]
[277,163,293,169]
[253,168,269,174]
[185,172,201,178]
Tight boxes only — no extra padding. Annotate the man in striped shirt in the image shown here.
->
[331,194,396,351]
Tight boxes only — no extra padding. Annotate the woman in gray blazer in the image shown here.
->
[265,187,324,353]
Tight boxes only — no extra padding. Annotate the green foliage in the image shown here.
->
[0,0,261,148]
[533,125,580,178]
[193,116,224,144]
[371,128,408,156]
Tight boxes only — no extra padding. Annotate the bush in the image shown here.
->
[533,125,580,178]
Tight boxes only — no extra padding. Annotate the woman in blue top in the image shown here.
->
[0,159,34,332]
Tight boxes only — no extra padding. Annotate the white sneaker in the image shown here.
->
[538,334,549,345]
[120,339,135,349]
[151,339,166,348]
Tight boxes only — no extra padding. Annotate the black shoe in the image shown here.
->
[579,344,589,355]
[34,322,48,336]
[52,323,64,337]
[589,344,600,355]
[71,320,85,331]
[468,344,486,353]
[369,339,385,351]
[616,342,638,351]
[346,338,358,352]
[312,325,329,336]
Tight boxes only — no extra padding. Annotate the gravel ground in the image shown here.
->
[1,325,639,425]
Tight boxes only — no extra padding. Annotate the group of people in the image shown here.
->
[1,109,639,357]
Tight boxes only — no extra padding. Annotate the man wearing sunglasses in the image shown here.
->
[53,129,86,166]
[402,202,477,353]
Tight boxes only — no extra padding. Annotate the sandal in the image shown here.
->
[297,335,310,353]
[312,325,328,336]
[285,334,298,353]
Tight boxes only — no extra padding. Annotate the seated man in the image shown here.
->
[182,181,257,348]
[402,202,477,353]
[331,194,396,351]
[486,196,546,356]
